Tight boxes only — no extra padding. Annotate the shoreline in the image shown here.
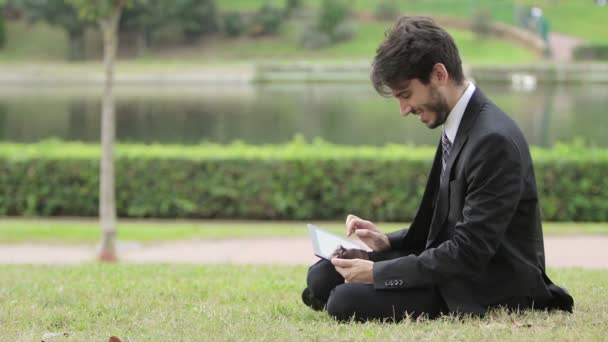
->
[2,62,608,85]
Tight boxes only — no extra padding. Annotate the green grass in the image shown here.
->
[519,0,608,43]
[219,0,608,42]
[0,264,605,340]
[0,219,606,243]
[0,19,536,65]
[0,20,67,62]
[2,139,607,161]
[147,21,536,65]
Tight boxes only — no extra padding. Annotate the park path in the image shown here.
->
[549,32,585,63]
[1,235,607,269]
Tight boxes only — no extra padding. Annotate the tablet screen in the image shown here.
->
[307,223,366,259]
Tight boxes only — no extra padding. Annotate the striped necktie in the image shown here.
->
[441,131,452,176]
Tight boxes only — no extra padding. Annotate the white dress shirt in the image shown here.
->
[442,82,476,145]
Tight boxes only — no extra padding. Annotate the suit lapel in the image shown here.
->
[426,88,486,248]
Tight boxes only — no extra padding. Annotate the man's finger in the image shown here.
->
[355,229,370,237]
[346,215,361,235]
[331,257,355,268]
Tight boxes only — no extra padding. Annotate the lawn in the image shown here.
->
[0,219,607,243]
[220,0,608,43]
[0,19,536,66]
[0,264,605,340]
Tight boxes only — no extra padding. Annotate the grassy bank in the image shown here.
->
[219,0,608,43]
[0,20,536,65]
[0,264,605,340]
[0,219,607,243]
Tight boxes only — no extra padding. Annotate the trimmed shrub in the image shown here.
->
[298,0,354,49]
[374,0,399,21]
[221,12,245,37]
[299,26,332,49]
[1,141,607,221]
[331,20,356,43]
[0,12,5,49]
[249,4,283,36]
[573,44,608,61]
[472,8,493,39]
[284,0,303,18]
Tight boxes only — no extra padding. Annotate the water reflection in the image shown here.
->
[0,82,606,147]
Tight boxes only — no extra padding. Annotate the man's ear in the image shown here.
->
[432,63,449,85]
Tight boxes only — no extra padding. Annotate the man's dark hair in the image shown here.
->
[371,16,465,96]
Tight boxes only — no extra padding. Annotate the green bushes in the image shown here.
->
[1,141,607,221]
[249,4,283,36]
[374,0,399,21]
[299,0,355,50]
[0,10,5,49]
[221,12,245,37]
[573,44,608,61]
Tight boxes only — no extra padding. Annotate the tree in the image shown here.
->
[15,0,90,60]
[68,0,132,262]
[0,4,6,49]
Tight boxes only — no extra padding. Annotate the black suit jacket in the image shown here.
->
[372,88,573,315]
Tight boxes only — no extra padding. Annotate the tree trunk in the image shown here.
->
[98,5,124,262]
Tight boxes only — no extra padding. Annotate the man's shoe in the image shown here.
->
[301,287,325,311]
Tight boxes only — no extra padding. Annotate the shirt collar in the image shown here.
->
[443,82,476,144]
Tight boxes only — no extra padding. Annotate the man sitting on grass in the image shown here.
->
[301,16,573,322]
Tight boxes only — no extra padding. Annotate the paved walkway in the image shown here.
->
[549,32,584,63]
[1,236,607,269]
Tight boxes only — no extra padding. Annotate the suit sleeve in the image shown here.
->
[373,133,523,289]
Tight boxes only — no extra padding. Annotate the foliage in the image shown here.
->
[221,12,245,37]
[168,0,218,42]
[0,8,5,48]
[284,0,303,18]
[374,0,398,21]
[249,4,282,37]
[317,0,351,41]
[120,0,168,48]
[12,0,89,60]
[116,0,218,45]
[298,0,354,50]
[472,8,493,39]
[66,0,131,20]
[1,140,607,222]
[573,44,608,61]
[298,25,331,49]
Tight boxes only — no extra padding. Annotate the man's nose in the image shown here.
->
[399,101,412,116]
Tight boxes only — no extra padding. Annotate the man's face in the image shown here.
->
[391,79,450,129]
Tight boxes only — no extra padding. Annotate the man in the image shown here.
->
[302,16,573,322]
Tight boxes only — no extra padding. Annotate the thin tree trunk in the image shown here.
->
[98,5,123,262]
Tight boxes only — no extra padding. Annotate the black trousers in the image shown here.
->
[306,252,448,322]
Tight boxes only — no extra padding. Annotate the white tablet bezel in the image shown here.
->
[307,223,366,259]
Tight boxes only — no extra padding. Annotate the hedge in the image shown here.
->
[573,44,608,61]
[1,139,607,221]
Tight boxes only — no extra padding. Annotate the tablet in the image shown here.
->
[307,223,367,260]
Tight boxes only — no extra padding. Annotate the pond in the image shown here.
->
[0,82,606,147]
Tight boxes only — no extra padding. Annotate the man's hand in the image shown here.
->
[345,214,391,252]
[330,246,369,260]
[331,258,375,284]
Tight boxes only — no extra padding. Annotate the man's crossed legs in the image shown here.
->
[303,256,448,322]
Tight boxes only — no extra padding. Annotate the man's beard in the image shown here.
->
[425,85,451,129]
